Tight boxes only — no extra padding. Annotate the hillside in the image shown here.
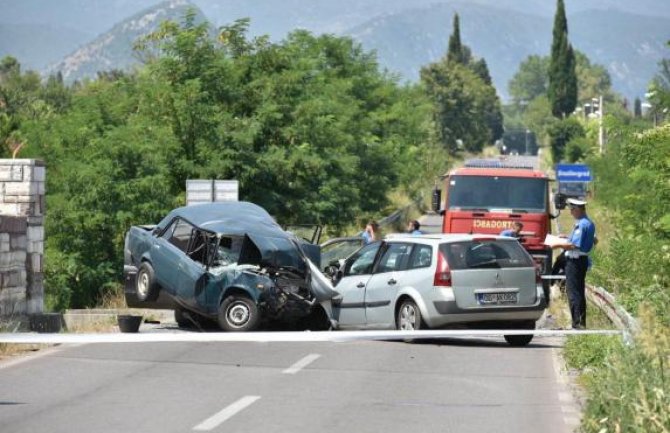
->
[346,3,670,100]
[44,0,208,82]
[2,0,668,99]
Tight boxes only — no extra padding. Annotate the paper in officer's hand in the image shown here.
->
[544,234,566,248]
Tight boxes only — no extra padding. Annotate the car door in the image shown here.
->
[364,242,414,328]
[152,218,194,295]
[177,229,212,308]
[332,241,382,328]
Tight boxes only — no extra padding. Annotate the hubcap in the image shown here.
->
[399,304,417,330]
[137,272,149,297]
[227,302,250,327]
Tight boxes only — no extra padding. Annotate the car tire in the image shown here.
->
[396,299,423,331]
[175,307,194,328]
[218,295,260,332]
[136,262,159,302]
[504,321,535,346]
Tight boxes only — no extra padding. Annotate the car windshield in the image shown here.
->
[441,240,534,270]
[448,175,547,211]
[320,239,363,270]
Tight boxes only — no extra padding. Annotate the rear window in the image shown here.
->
[440,240,533,270]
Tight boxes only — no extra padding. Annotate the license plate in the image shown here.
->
[477,292,518,305]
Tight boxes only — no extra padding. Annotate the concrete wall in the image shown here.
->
[0,159,45,317]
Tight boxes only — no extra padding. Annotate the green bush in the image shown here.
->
[547,117,585,163]
[579,311,669,433]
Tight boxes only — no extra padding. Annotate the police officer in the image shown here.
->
[552,198,596,329]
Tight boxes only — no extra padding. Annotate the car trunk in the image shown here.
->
[451,268,537,309]
[440,239,537,309]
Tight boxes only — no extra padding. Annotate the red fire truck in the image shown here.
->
[432,159,556,301]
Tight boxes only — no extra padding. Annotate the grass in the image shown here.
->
[577,309,670,433]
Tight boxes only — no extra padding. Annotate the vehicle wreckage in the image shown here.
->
[124,202,338,331]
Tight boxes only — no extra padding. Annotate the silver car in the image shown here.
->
[328,234,547,346]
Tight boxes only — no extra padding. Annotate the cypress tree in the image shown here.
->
[447,14,464,64]
[548,0,577,118]
[471,58,492,85]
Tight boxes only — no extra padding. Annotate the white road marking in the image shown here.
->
[0,329,622,345]
[193,396,260,431]
[283,353,320,374]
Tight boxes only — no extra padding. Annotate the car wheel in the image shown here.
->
[218,295,260,332]
[136,262,159,302]
[504,334,534,346]
[396,299,422,331]
[504,321,535,346]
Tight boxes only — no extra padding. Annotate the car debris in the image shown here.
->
[124,202,338,332]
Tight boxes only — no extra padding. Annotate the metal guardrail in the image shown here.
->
[586,284,639,344]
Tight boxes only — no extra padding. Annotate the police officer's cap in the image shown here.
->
[566,198,587,207]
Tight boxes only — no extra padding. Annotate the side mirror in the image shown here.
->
[554,192,567,210]
[432,186,442,213]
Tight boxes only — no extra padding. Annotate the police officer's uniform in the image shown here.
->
[564,198,596,329]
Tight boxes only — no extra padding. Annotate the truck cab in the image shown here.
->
[434,159,554,301]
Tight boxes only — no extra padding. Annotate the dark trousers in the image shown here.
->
[565,256,588,328]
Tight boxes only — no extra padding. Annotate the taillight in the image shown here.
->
[433,250,452,286]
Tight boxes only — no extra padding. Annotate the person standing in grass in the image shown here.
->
[550,198,596,329]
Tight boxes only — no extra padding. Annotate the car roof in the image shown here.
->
[384,233,515,244]
[157,201,287,238]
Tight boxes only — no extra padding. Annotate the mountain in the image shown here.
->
[346,2,670,101]
[0,23,92,71]
[44,0,208,83]
[2,0,668,100]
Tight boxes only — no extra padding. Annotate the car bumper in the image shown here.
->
[421,286,547,328]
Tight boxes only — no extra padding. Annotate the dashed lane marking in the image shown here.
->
[283,353,320,374]
[193,396,260,431]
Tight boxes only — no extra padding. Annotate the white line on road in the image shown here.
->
[193,396,260,431]
[283,353,320,374]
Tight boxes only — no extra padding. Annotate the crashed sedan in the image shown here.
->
[123,202,336,331]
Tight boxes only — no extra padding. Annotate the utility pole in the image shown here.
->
[598,95,604,154]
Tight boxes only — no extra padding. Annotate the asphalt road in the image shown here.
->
[0,335,578,433]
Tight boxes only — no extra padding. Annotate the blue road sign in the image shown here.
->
[556,164,592,182]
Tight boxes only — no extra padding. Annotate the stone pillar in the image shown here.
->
[0,159,45,316]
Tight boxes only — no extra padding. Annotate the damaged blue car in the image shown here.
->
[123,202,336,331]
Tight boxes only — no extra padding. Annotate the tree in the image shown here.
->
[548,0,578,118]
[423,14,504,150]
[547,117,585,162]
[421,62,497,152]
[447,14,465,65]
[508,55,549,105]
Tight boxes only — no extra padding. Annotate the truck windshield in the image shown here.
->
[448,175,547,212]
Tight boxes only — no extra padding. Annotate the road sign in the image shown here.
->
[186,180,239,206]
[556,164,592,182]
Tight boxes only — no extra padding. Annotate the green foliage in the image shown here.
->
[575,51,612,102]
[421,14,503,152]
[547,116,584,162]
[508,55,548,105]
[421,62,499,152]
[578,312,669,433]
[587,120,670,323]
[564,135,592,162]
[7,17,448,308]
[548,0,578,118]
[446,14,465,65]
[564,334,622,371]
